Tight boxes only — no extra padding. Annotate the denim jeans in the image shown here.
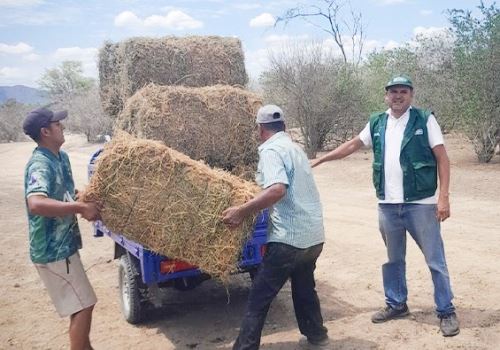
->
[378,203,455,316]
[233,242,328,350]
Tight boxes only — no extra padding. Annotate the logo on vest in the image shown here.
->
[414,129,424,135]
[374,132,380,137]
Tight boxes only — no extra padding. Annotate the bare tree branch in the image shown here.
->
[276,0,364,65]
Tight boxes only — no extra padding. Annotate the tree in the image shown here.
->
[38,61,113,142]
[448,1,500,162]
[276,0,365,66]
[38,61,95,101]
[62,87,113,143]
[363,31,460,133]
[0,99,32,142]
[261,41,366,158]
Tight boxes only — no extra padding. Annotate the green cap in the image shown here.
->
[385,75,413,90]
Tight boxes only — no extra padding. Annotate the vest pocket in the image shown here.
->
[412,161,436,192]
[372,162,382,189]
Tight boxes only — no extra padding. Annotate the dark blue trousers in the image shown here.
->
[233,242,328,350]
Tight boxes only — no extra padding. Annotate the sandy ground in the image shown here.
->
[1,133,499,350]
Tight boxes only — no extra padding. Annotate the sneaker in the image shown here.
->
[298,336,330,349]
[440,312,460,337]
[371,304,410,323]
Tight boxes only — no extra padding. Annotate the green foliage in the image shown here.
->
[38,61,95,100]
[0,99,33,142]
[448,1,499,162]
[37,61,112,143]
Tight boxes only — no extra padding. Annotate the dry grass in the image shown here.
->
[81,132,261,280]
[115,83,262,179]
[99,36,248,118]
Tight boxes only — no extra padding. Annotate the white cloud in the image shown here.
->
[413,26,449,39]
[53,47,98,61]
[114,10,203,30]
[420,10,433,16]
[0,66,26,78]
[0,0,42,7]
[250,13,275,28]
[144,10,203,29]
[114,11,141,27]
[382,40,400,50]
[52,47,99,78]
[0,42,33,54]
[264,34,309,44]
[23,53,41,61]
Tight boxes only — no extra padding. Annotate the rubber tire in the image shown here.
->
[118,253,148,324]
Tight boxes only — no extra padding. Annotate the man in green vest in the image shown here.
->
[310,75,459,337]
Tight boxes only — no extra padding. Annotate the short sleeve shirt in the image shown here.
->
[256,132,325,248]
[24,147,82,264]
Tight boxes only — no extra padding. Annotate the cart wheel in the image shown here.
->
[119,253,148,324]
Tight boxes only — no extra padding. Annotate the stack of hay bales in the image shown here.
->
[99,36,248,118]
[92,35,264,279]
[82,133,260,280]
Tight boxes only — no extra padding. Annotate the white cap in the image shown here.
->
[256,104,284,124]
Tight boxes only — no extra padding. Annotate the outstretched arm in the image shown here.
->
[310,136,365,168]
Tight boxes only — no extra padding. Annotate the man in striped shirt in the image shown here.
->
[222,105,329,350]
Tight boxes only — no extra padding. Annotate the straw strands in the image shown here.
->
[99,36,248,117]
[81,132,261,280]
[115,84,262,179]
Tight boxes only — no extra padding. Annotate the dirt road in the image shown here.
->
[1,134,499,349]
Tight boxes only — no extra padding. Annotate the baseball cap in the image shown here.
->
[385,75,413,90]
[256,104,284,124]
[23,107,68,139]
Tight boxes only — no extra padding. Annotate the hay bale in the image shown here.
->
[82,132,260,280]
[115,84,261,179]
[99,36,248,117]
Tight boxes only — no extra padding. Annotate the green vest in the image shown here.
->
[369,108,437,202]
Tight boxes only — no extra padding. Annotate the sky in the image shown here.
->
[0,0,484,88]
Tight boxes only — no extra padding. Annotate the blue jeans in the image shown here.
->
[378,204,455,316]
[233,242,328,350]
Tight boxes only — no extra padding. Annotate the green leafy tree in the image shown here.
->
[448,1,500,162]
[38,61,112,142]
[38,61,95,100]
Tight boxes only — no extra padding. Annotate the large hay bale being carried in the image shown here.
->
[115,84,261,178]
[82,133,260,280]
[99,36,248,117]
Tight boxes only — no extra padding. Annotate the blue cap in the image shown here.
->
[23,107,67,140]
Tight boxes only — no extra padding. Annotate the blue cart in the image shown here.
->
[88,149,267,324]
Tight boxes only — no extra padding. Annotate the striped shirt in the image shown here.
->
[256,131,324,248]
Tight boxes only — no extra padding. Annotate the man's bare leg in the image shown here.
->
[69,305,94,350]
